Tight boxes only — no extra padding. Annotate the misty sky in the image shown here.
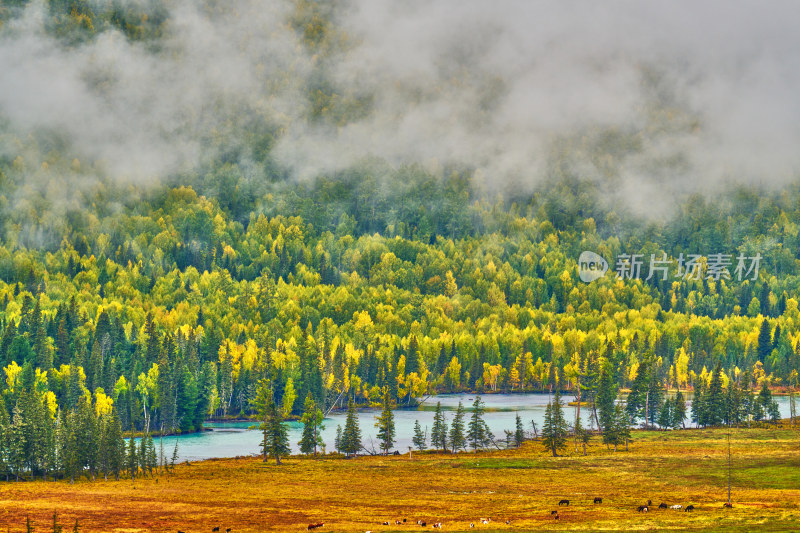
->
[1,0,799,211]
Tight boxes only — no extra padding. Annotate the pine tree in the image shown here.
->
[341,398,362,457]
[706,363,725,426]
[374,390,395,455]
[449,401,466,452]
[145,434,157,476]
[467,395,492,451]
[170,440,179,470]
[52,511,63,533]
[251,379,274,462]
[658,397,673,430]
[126,434,137,480]
[430,402,448,452]
[541,389,568,456]
[757,319,773,361]
[334,425,342,454]
[107,413,125,480]
[673,390,687,429]
[514,413,524,448]
[692,379,707,427]
[597,363,618,434]
[0,402,10,480]
[412,420,427,451]
[264,391,290,465]
[299,393,324,455]
[614,403,632,451]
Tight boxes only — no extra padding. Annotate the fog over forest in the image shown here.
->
[1,0,799,215]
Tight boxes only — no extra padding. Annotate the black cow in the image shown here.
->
[685,505,695,512]
[593,497,602,504]
[637,506,649,513]
[658,503,668,509]
[558,499,569,506]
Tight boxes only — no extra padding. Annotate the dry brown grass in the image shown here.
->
[2,426,799,532]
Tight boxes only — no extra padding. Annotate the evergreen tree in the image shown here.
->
[107,413,125,480]
[334,425,342,454]
[596,363,618,434]
[374,390,396,455]
[706,363,725,426]
[692,380,707,427]
[449,401,466,452]
[412,420,427,451]
[614,403,632,451]
[170,440,179,470]
[657,397,673,430]
[145,434,157,476]
[126,434,138,480]
[467,395,492,451]
[673,390,687,429]
[251,379,274,462]
[264,391,290,465]
[340,398,362,457]
[757,319,773,361]
[0,402,10,480]
[514,412,524,448]
[541,389,568,456]
[430,402,448,452]
[299,393,325,455]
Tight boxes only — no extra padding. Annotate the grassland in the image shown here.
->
[1,426,798,532]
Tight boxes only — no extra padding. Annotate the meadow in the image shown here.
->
[1,426,798,533]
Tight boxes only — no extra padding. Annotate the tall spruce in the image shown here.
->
[541,389,568,456]
[467,395,492,451]
[341,398,362,457]
[412,420,427,451]
[430,402,448,452]
[375,390,396,455]
[299,393,324,455]
[449,401,466,452]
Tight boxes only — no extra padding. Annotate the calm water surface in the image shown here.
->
[160,393,792,462]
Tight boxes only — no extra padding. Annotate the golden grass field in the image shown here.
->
[1,426,799,532]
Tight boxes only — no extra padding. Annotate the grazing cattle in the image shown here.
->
[307,523,324,531]
[420,522,426,527]
[550,511,558,515]
[558,499,569,506]
[470,523,474,528]
[685,505,695,512]
[670,505,682,510]
[382,522,390,526]
[647,500,652,506]
[505,520,510,524]
[637,506,649,513]
[658,503,668,509]
[212,528,219,532]
[433,523,442,529]
[723,502,733,508]
[226,529,232,533]
[553,513,559,520]
[594,497,602,504]
[481,518,490,524]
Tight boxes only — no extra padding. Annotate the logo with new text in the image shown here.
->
[578,251,608,282]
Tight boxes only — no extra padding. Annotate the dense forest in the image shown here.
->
[0,0,799,480]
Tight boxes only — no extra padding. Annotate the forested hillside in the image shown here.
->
[0,0,798,482]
